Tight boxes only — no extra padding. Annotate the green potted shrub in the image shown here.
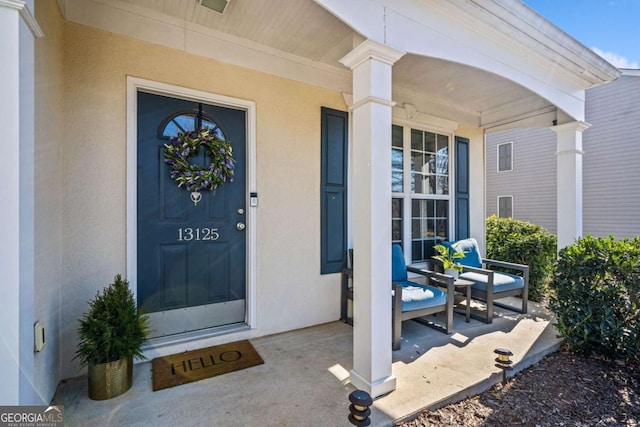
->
[433,244,465,279]
[75,274,150,400]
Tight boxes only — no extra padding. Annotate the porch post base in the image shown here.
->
[349,369,397,399]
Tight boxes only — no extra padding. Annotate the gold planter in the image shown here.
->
[88,357,133,400]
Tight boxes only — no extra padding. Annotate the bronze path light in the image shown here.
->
[348,390,373,426]
[494,348,514,383]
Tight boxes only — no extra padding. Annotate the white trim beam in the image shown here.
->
[0,0,43,37]
[315,0,619,123]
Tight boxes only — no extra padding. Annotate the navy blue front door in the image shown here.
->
[137,91,246,337]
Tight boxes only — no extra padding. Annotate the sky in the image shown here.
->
[523,0,640,69]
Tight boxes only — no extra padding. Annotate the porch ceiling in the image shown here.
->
[392,54,554,129]
[74,0,611,129]
[97,0,356,65]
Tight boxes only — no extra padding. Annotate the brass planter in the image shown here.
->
[88,357,133,400]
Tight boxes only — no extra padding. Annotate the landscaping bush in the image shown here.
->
[548,235,640,360]
[486,215,557,302]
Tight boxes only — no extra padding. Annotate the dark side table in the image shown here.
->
[453,278,474,322]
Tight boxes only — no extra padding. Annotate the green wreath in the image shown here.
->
[163,127,235,193]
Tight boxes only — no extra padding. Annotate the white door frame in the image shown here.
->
[126,76,257,336]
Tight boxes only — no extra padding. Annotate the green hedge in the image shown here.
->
[548,235,640,360]
[486,215,557,302]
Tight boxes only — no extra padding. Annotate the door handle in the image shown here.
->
[236,222,246,231]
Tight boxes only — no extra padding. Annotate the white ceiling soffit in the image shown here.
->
[392,53,557,129]
[59,0,617,129]
[85,0,356,65]
[63,0,355,92]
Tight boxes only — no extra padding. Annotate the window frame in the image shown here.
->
[157,109,227,140]
[392,123,454,264]
[497,195,513,218]
[497,141,513,173]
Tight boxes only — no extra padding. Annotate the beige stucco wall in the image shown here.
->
[59,21,347,378]
[33,0,65,403]
[35,4,487,381]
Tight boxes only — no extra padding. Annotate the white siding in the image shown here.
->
[486,73,640,239]
[486,127,557,233]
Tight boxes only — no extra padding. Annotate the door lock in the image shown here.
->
[236,222,246,231]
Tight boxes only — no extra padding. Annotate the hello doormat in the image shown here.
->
[151,340,264,391]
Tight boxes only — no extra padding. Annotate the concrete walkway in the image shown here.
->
[53,299,561,426]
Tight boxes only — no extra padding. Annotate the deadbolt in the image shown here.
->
[237,208,245,215]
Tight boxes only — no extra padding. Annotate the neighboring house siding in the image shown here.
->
[583,75,640,238]
[486,127,557,233]
[486,73,640,238]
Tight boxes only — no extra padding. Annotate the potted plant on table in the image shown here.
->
[75,274,150,400]
[433,244,465,280]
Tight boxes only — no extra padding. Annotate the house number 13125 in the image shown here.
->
[177,227,220,242]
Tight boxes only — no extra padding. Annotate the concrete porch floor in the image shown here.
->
[53,298,561,426]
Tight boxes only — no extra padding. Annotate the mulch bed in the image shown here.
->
[397,348,640,427]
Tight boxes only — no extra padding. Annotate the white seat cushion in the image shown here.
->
[401,286,435,302]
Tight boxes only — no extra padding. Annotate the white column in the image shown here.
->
[0,0,41,405]
[552,121,590,249]
[340,40,405,398]
[0,0,24,405]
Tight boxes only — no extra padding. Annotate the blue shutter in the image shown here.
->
[455,137,470,240]
[321,107,348,274]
